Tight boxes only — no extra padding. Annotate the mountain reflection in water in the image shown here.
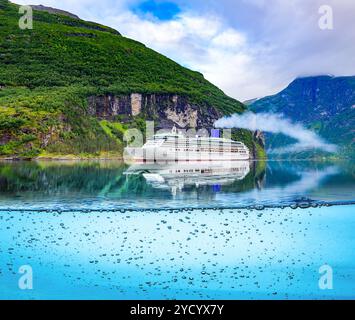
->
[0,160,353,209]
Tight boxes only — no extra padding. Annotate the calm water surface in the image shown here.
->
[0,160,354,299]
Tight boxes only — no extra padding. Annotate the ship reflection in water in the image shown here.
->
[124,161,251,197]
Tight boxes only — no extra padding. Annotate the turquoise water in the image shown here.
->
[0,161,354,299]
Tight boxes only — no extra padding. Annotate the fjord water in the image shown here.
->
[0,160,354,299]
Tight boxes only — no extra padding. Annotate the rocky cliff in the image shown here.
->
[88,93,221,129]
[87,92,265,159]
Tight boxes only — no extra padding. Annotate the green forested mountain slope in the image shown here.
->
[0,0,264,158]
[250,76,355,158]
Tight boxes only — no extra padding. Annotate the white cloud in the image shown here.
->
[211,29,246,49]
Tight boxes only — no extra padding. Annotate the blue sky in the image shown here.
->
[132,0,181,20]
[13,0,355,101]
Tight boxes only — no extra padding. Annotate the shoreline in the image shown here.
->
[0,156,124,162]
[0,156,350,162]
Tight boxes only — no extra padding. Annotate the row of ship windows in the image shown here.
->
[162,142,243,146]
[170,167,247,174]
[168,148,248,153]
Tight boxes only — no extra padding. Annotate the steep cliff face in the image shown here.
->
[88,93,222,129]
[86,92,266,159]
[253,130,265,148]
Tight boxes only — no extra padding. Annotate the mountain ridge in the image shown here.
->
[250,75,355,158]
[30,4,80,20]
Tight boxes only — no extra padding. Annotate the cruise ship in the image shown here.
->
[125,127,250,163]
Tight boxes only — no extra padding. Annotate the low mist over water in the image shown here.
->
[215,112,338,153]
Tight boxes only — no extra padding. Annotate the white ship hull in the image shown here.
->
[125,147,250,163]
